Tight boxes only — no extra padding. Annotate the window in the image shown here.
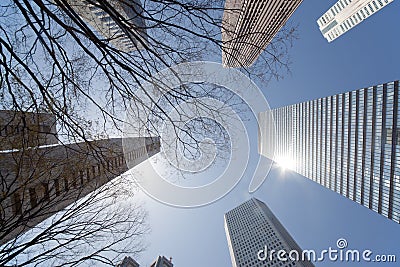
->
[64,178,69,191]
[80,170,84,185]
[368,4,374,12]
[42,183,49,201]
[12,193,22,215]
[383,128,400,145]
[29,188,37,207]
[54,179,60,196]
[92,165,96,177]
[0,207,4,223]
[71,172,77,188]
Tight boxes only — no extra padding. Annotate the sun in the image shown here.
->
[275,157,296,171]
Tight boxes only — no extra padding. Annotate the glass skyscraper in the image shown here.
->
[224,198,314,267]
[317,0,394,42]
[259,81,400,223]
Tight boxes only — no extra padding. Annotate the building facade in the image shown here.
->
[222,0,303,68]
[64,0,148,52]
[0,111,160,244]
[259,80,400,224]
[116,255,173,267]
[0,110,58,150]
[150,256,173,267]
[117,256,140,267]
[224,198,314,267]
[317,0,393,42]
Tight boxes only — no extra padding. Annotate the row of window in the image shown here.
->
[322,0,392,42]
[0,124,52,137]
[125,143,159,162]
[222,0,302,67]
[7,141,160,217]
[383,128,400,145]
[86,1,141,51]
[319,0,354,26]
[9,155,125,216]
[226,200,305,266]
[273,81,400,223]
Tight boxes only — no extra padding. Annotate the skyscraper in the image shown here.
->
[116,255,173,267]
[259,80,400,224]
[117,256,140,267]
[222,0,303,68]
[224,198,314,267]
[0,111,160,244]
[150,256,174,267]
[64,0,148,52]
[317,0,394,42]
[0,110,58,150]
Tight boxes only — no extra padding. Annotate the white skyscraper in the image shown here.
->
[224,198,314,267]
[317,0,393,42]
[64,0,148,52]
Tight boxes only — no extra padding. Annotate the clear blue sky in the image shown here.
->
[133,1,400,266]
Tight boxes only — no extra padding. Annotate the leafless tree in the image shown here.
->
[0,0,296,144]
[0,0,297,265]
[0,125,154,266]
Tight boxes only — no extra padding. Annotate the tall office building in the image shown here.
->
[117,256,140,267]
[0,110,58,150]
[222,0,303,68]
[0,111,160,244]
[150,256,173,267]
[64,0,148,52]
[224,198,314,267]
[317,0,394,42]
[116,255,173,267]
[259,81,400,224]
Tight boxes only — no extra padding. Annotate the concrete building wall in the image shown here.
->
[0,110,58,150]
[0,137,160,245]
[222,0,303,68]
